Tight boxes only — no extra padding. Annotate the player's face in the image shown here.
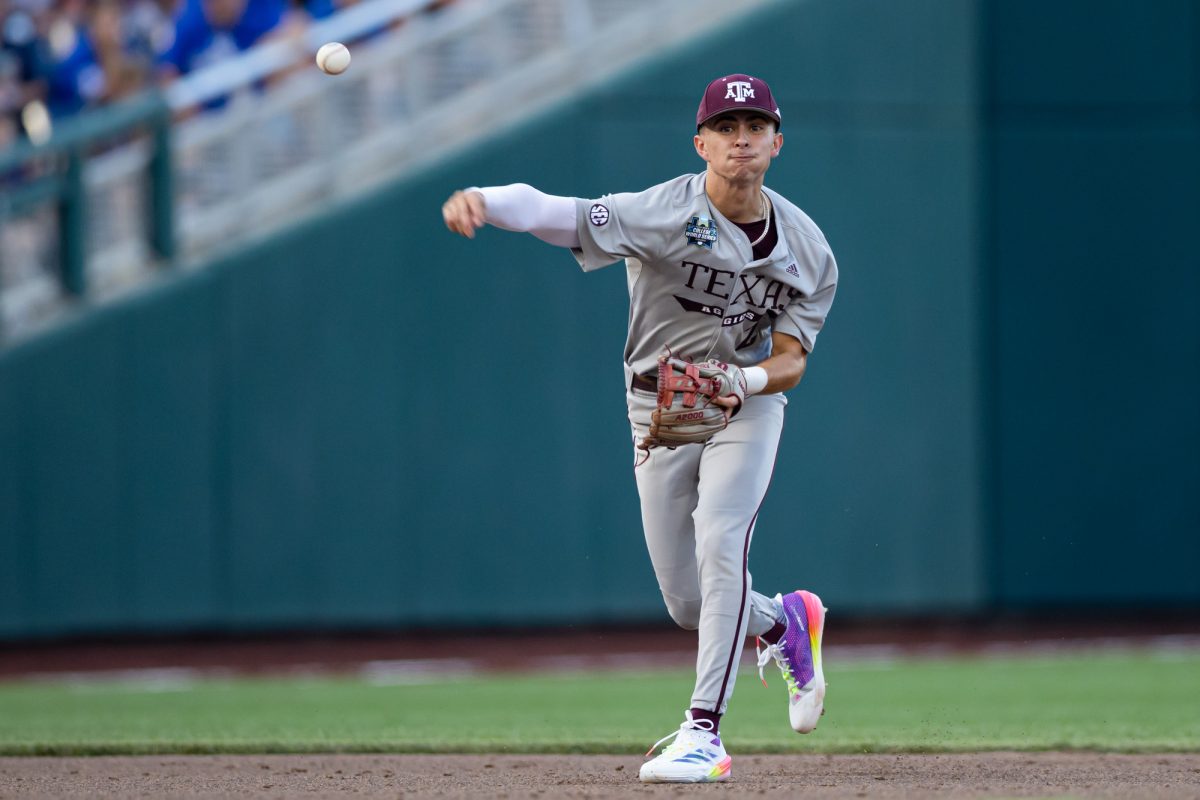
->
[694,112,783,183]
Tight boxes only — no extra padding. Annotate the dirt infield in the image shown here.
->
[2,752,1198,798]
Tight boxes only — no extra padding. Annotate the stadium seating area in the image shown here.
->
[0,0,455,148]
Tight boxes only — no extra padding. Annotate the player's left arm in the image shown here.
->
[711,332,807,414]
[755,331,808,393]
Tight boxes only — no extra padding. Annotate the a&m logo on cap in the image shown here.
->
[685,216,718,249]
[725,81,755,102]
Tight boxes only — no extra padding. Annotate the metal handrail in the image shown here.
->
[0,91,168,174]
[0,92,171,314]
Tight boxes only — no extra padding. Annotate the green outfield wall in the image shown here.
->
[984,0,1200,606]
[1,0,1197,638]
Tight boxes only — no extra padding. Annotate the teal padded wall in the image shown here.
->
[2,0,1197,639]
[986,0,1200,606]
[0,273,222,635]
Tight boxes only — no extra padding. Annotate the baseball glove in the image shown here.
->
[639,350,748,452]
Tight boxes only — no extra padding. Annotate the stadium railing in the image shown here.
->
[0,93,172,339]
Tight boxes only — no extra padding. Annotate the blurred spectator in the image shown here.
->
[2,0,50,143]
[158,0,283,78]
[124,0,177,73]
[45,0,143,116]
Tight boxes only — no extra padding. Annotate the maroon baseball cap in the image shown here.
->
[696,74,781,129]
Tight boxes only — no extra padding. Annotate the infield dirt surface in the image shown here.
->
[3,752,1200,798]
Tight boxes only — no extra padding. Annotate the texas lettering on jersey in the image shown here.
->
[674,258,800,317]
[673,258,801,350]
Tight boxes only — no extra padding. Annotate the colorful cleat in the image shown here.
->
[639,712,732,783]
[756,589,827,733]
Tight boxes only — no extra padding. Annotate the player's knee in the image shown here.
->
[664,596,701,630]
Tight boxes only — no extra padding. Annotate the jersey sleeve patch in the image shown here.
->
[588,204,610,226]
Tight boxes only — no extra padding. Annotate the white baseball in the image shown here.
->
[316,42,351,75]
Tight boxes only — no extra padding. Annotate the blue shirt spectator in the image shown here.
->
[44,23,102,116]
[161,0,284,75]
[42,1,142,119]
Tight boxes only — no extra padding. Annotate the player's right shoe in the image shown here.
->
[638,712,731,783]
[756,589,827,733]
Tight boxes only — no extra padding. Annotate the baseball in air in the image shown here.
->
[316,42,351,75]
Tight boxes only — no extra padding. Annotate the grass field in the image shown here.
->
[1,649,1197,756]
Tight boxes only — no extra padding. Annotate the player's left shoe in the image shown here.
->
[756,589,827,733]
[639,712,731,783]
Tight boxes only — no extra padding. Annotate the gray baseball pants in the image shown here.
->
[628,391,787,715]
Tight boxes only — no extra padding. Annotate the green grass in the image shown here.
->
[0,650,1196,755]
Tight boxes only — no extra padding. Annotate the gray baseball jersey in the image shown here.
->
[571,172,837,390]
[568,172,838,717]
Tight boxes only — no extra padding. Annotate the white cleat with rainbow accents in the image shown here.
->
[639,712,731,783]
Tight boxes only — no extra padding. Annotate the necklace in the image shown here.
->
[749,192,771,247]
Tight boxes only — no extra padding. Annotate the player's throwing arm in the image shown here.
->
[442,184,580,247]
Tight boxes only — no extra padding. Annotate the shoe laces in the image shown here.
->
[643,716,716,758]
[756,636,800,695]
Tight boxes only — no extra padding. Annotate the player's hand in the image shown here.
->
[442,189,487,238]
[712,394,741,422]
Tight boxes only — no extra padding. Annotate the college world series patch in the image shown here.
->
[685,216,718,249]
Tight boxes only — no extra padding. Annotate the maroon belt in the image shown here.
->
[630,372,657,393]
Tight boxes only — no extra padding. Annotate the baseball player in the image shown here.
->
[442,74,837,783]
